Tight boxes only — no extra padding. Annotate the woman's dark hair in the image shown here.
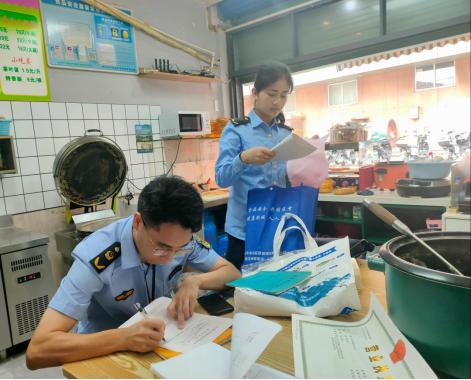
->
[138,175,203,232]
[253,61,293,93]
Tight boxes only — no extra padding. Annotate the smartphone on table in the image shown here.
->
[197,293,234,316]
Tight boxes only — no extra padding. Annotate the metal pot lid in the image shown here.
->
[379,231,471,288]
[53,130,127,206]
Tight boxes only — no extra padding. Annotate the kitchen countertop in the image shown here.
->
[201,189,230,208]
[200,189,450,208]
[0,226,49,254]
[318,189,450,207]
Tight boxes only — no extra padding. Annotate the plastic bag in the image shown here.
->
[287,135,329,188]
[235,213,361,317]
[244,185,318,267]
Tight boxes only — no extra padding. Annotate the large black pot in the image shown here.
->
[369,232,471,378]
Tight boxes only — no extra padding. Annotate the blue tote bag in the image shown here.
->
[244,185,319,267]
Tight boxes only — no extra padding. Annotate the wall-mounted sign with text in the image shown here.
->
[0,0,50,101]
[40,0,137,74]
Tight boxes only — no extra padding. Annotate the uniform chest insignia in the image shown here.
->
[231,116,250,126]
[115,288,134,301]
[196,237,211,249]
[89,242,121,273]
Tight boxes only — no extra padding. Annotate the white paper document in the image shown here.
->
[150,313,294,379]
[120,297,232,353]
[271,133,316,161]
[292,295,437,379]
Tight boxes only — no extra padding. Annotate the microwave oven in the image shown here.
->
[159,111,211,138]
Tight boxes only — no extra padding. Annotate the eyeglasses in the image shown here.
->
[145,229,195,257]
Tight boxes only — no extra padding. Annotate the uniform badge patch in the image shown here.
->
[280,124,293,131]
[196,237,211,249]
[89,242,121,273]
[231,116,250,126]
[115,289,134,301]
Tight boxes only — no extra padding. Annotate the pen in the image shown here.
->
[133,302,166,342]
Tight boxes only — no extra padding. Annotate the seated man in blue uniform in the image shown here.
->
[26,175,241,369]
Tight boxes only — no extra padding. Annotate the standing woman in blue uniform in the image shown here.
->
[215,61,294,269]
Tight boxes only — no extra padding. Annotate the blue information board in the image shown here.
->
[40,0,137,74]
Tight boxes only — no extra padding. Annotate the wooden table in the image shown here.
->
[62,260,386,378]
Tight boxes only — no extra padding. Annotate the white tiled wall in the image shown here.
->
[0,101,166,216]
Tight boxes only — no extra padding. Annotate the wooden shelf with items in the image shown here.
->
[0,136,18,174]
[138,68,223,84]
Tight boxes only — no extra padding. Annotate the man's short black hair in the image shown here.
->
[137,176,203,232]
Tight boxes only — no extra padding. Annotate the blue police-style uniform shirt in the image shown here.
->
[215,109,292,240]
[49,216,218,333]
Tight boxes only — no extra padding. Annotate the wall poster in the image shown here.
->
[135,123,153,153]
[0,0,50,101]
[40,0,138,74]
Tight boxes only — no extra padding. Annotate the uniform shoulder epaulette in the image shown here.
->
[230,116,250,126]
[279,123,293,131]
[89,242,121,273]
[195,236,211,249]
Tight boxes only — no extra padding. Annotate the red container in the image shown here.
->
[374,162,409,190]
[359,165,375,190]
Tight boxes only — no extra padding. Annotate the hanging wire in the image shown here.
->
[123,136,181,197]
[125,178,143,191]
[165,137,182,176]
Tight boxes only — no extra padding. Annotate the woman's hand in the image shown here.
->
[167,275,201,328]
[241,147,275,165]
[122,318,166,352]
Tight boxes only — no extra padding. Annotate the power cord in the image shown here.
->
[124,178,143,204]
[165,137,182,176]
[123,136,181,202]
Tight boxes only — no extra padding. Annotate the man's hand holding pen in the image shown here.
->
[120,303,166,353]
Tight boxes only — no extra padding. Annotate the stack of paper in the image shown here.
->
[271,133,316,161]
[150,313,294,379]
[120,297,232,358]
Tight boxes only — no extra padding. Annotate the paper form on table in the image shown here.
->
[120,297,232,356]
[150,313,294,379]
[271,133,316,161]
[292,294,437,379]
